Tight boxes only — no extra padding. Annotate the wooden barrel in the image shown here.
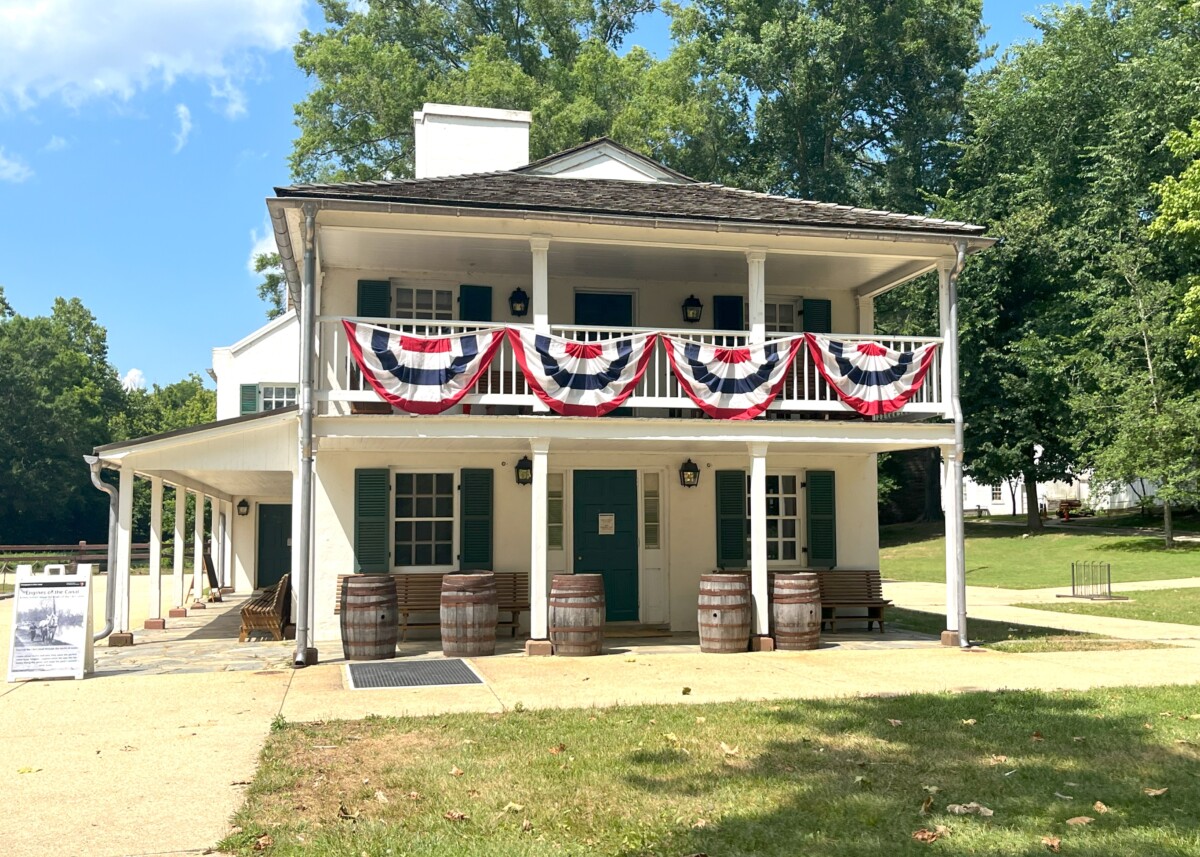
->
[698,573,751,653]
[340,574,398,661]
[549,574,605,656]
[771,573,822,651]
[440,573,498,657]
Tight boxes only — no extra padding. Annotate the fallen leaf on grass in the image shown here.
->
[549,743,566,755]
[663,732,680,743]
[695,716,706,724]
[450,765,464,777]
[407,791,422,801]
[444,810,469,822]
[922,785,942,795]
[374,790,389,804]
[1042,835,1061,852]
[337,803,360,822]
[1143,787,1168,797]
[1054,792,1073,801]
[17,767,42,774]
[947,802,993,817]
[912,828,940,844]
[961,719,977,726]
[682,687,692,695]
[719,742,740,757]
[1031,731,1044,742]
[692,818,709,829]
[853,775,872,789]
[521,819,533,832]
[920,795,934,816]
[1066,816,1093,826]
[502,802,525,813]
[988,755,1008,765]
[887,719,903,727]
[466,788,481,798]
[253,834,273,851]
[1093,801,1109,814]
[1073,736,1086,743]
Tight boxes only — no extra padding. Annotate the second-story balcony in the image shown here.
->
[316,316,946,420]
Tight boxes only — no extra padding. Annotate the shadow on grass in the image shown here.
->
[619,691,1200,857]
[1095,538,1200,555]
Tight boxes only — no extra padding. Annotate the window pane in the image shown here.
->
[394,521,410,542]
[415,497,433,518]
[644,523,659,547]
[414,544,432,565]
[415,473,433,494]
[644,472,659,491]
[784,497,797,517]
[396,473,412,494]
[782,475,796,493]
[767,497,780,516]
[767,475,779,493]
[434,521,452,542]
[767,519,779,538]
[435,496,453,518]
[548,497,563,525]
[548,472,564,492]
[436,473,452,494]
[767,543,779,560]
[548,524,563,551]
[415,290,433,311]
[396,496,413,518]
[644,501,659,524]
[783,519,796,539]
[436,290,452,310]
[394,544,412,566]
[434,543,452,565]
[783,543,796,560]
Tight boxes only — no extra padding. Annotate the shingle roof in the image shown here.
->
[275,169,986,237]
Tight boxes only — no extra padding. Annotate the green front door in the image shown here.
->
[573,470,639,621]
[256,504,291,589]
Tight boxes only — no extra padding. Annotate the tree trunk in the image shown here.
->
[1024,475,1043,532]
[1163,502,1174,549]
[1009,481,1018,517]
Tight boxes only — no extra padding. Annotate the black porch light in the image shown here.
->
[679,459,701,488]
[514,455,534,485]
[681,294,704,324]
[236,498,250,517]
[508,287,530,317]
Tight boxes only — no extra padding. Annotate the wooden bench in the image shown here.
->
[335,572,530,641]
[239,573,290,642]
[815,569,891,632]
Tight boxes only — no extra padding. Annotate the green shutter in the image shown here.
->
[802,298,833,333]
[354,469,390,573]
[240,384,258,415]
[357,280,391,318]
[458,468,493,570]
[806,470,837,568]
[715,470,748,569]
[458,284,492,322]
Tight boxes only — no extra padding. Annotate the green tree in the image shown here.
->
[1154,119,1200,358]
[253,252,287,320]
[0,295,126,543]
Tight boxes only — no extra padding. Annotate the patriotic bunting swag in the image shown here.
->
[664,336,804,420]
[805,333,938,416]
[342,320,503,414]
[507,328,658,416]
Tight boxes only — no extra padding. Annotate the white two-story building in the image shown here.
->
[94,104,992,661]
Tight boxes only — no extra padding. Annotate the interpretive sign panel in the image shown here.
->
[7,564,94,682]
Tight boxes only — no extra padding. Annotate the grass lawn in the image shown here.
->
[222,686,1200,857]
[880,522,1200,589]
[1015,588,1200,627]
[1065,510,1200,533]
[888,608,1168,653]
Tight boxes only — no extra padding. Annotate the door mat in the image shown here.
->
[346,659,483,690]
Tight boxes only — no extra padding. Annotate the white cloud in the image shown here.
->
[247,219,278,272]
[0,0,306,111]
[0,147,32,182]
[43,135,67,151]
[121,368,146,391]
[173,103,192,153]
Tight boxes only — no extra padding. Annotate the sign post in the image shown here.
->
[7,564,94,682]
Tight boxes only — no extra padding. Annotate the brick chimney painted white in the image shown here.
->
[413,103,531,178]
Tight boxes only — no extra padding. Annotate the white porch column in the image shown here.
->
[746,249,767,345]
[220,500,233,590]
[530,236,551,414]
[938,264,953,421]
[145,476,164,629]
[938,250,968,646]
[942,445,962,637]
[527,439,552,652]
[113,466,134,639]
[857,296,875,335]
[192,492,206,608]
[748,443,770,644]
[172,486,187,613]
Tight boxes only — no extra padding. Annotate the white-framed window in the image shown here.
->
[991,485,1003,502]
[746,474,800,562]
[643,472,661,549]
[393,472,455,568]
[547,472,565,550]
[764,299,800,334]
[393,282,454,322]
[260,384,297,411]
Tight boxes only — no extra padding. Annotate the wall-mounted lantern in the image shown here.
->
[681,294,704,324]
[679,459,701,488]
[236,498,250,517]
[514,455,534,485]
[509,287,530,317]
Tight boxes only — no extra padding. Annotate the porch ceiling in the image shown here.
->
[131,469,293,499]
[315,222,939,294]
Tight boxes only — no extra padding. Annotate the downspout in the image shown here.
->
[84,455,117,641]
[293,202,317,667]
[947,240,969,648]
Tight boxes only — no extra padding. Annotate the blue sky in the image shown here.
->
[0,1,1040,390]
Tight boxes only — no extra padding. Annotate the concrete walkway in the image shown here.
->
[2,575,1199,857]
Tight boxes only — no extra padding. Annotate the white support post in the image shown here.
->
[748,443,770,645]
[146,476,164,628]
[527,440,551,652]
[192,492,206,608]
[114,467,134,638]
[220,500,233,590]
[530,236,551,414]
[173,486,186,612]
[938,264,953,421]
[938,247,968,646]
[857,295,875,335]
[746,249,767,345]
[942,445,961,638]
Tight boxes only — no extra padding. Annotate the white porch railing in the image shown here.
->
[317,317,945,417]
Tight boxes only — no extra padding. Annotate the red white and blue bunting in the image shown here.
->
[663,335,804,420]
[506,328,658,416]
[342,320,504,414]
[805,333,938,416]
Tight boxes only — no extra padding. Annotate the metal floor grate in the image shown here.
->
[346,659,483,689]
